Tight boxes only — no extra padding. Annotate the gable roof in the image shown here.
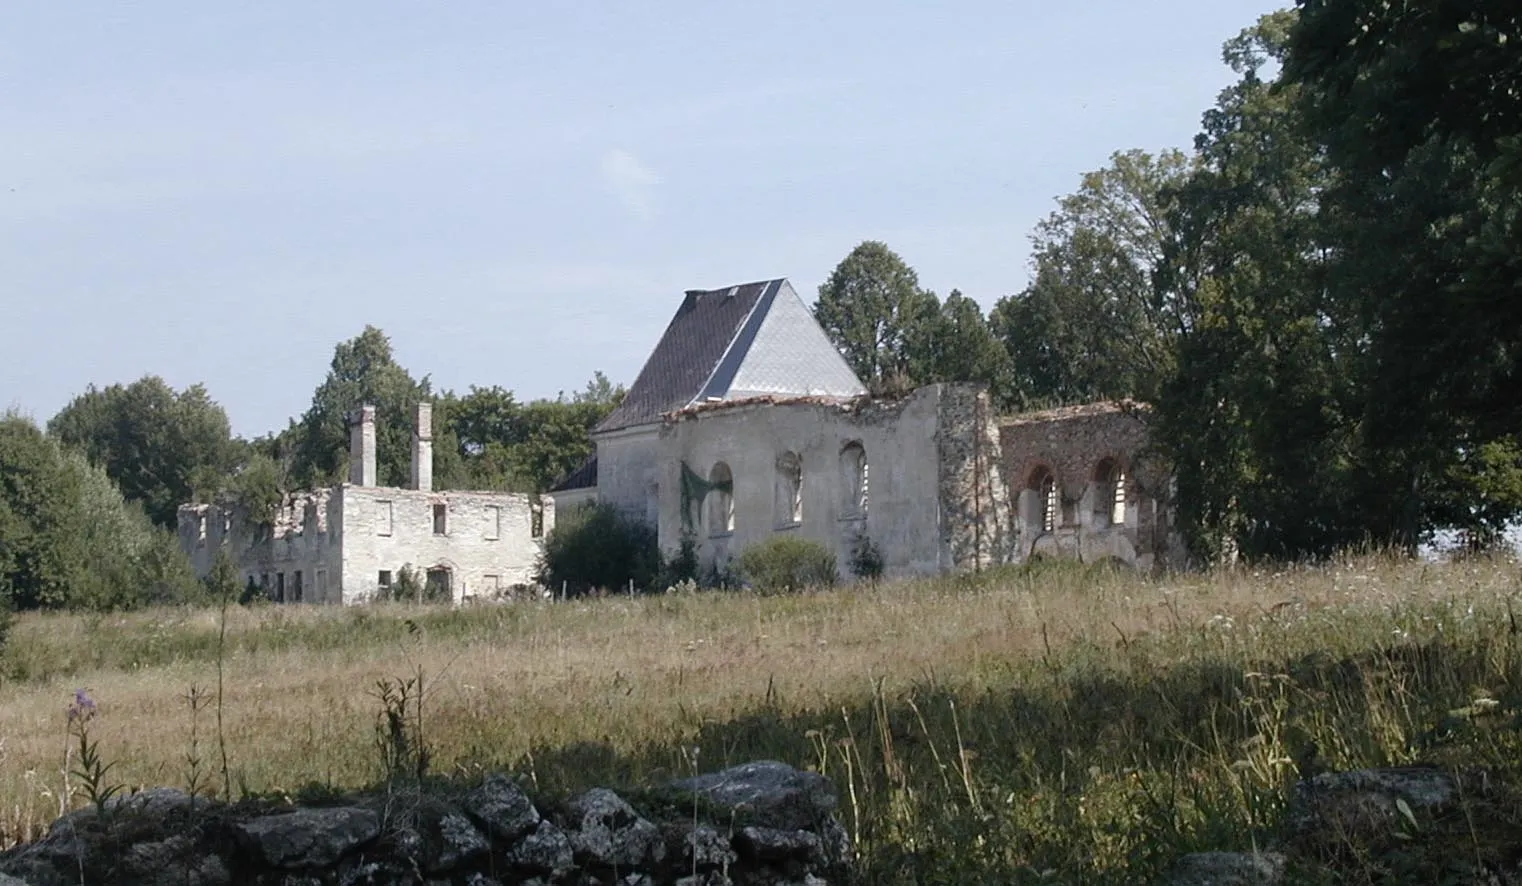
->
[595,278,866,434]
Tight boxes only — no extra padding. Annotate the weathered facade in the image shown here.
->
[177,404,550,604]
[550,276,1182,581]
[998,401,1180,571]
[652,383,1012,579]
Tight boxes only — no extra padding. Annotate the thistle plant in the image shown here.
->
[64,689,123,817]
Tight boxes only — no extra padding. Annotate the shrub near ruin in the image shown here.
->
[735,536,838,593]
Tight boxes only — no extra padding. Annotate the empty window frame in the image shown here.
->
[840,442,868,518]
[378,570,393,592]
[775,451,803,526]
[1028,468,1058,534]
[432,503,447,536]
[376,500,394,537]
[292,570,303,603]
[485,505,501,540]
[708,462,735,535]
[1094,459,1128,528]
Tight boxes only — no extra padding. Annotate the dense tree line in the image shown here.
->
[812,4,1521,562]
[2,327,622,612]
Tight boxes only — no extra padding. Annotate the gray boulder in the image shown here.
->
[1163,851,1286,886]
[462,774,540,842]
[735,826,825,867]
[683,825,738,869]
[0,874,34,886]
[506,821,574,875]
[668,761,836,831]
[566,788,664,868]
[1288,765,1456,851]
[429,812,490,872]
[234,806,380,869]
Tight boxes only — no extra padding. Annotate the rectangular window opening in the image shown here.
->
[433,503,448,535]
[378,570,392,590]
[293,570,303,603]
[376,500,394,537]
[485,505,501,541]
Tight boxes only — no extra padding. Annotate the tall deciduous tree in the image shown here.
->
[47,376,237,528]
[991,149,1194,408]
[1154,9,1361,562]
[1,413,198,611]
[909,290,1015,403]
[1287,0,1522,549]
[290,326,458,489]
[815,241,940,389]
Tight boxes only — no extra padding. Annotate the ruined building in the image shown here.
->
[177,403,549,604]
[548,277,1180,580]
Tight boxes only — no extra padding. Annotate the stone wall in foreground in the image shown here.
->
[0,761,849,886]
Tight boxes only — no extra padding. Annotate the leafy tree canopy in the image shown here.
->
[47,375,236,528]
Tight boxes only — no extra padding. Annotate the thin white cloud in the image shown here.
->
[600,148,660,220]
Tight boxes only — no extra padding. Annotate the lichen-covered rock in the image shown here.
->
[675,874,734,886]
[234,806,380,869]
[462,774,540,842]
[1288,765,1457,851]
[683,825,738,869]
[1163,851,1286,886]
[120,834,231,886]
[506,821,574,875]
[566,788,664,868]
[428,812,489,872]
[735,826,824,867]
[668,761,836,831]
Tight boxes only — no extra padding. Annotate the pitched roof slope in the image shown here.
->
[595,280,776,433]
[594,278,868,434]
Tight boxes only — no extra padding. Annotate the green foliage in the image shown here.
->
[991,148,1194,409]
[814,240,941,389]
[286,326,450,490]
[47,375,237,529]
[439,373,624,492]
[0,413,200,612]
[735,536,838,593]
[848,533,885,583]
[537,502,659,597]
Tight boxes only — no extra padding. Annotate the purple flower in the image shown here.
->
[66,689,97,725]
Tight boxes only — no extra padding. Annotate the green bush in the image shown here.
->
[736,536,838,593]
[537,502,660,597]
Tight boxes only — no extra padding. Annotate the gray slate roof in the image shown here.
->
[593,277,867,435]
[595,280,777,433]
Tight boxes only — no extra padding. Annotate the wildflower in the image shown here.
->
[66,689,97,727]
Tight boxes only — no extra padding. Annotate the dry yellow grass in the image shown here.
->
[2,554,1517,881]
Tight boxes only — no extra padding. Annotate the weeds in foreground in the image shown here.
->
[63,690,122,818]
[2,555,1521,882]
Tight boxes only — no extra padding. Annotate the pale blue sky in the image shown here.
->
[1,2,1280,438]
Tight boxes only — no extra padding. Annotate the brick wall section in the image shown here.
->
[997,402,1179,570]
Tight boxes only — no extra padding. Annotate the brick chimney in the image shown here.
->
[349,405,377,486]
[411,402,433,492]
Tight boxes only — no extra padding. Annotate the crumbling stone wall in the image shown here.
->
[0,761,850,886]
[654,385,962,580]
[997,402,1180,571]
[934,384,1015,572]
[176,485,548,605]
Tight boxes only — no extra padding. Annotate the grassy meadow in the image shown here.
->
[3,555,1522,882]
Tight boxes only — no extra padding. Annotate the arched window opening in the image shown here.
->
[708,462,735,535]
[1094,459,1127,528]
[840,442,868,518]
[1028,467,1057,534]
[776,451,803,526]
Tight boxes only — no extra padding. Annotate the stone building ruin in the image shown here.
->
[177,403,550,604]
[549,277,1181,581]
